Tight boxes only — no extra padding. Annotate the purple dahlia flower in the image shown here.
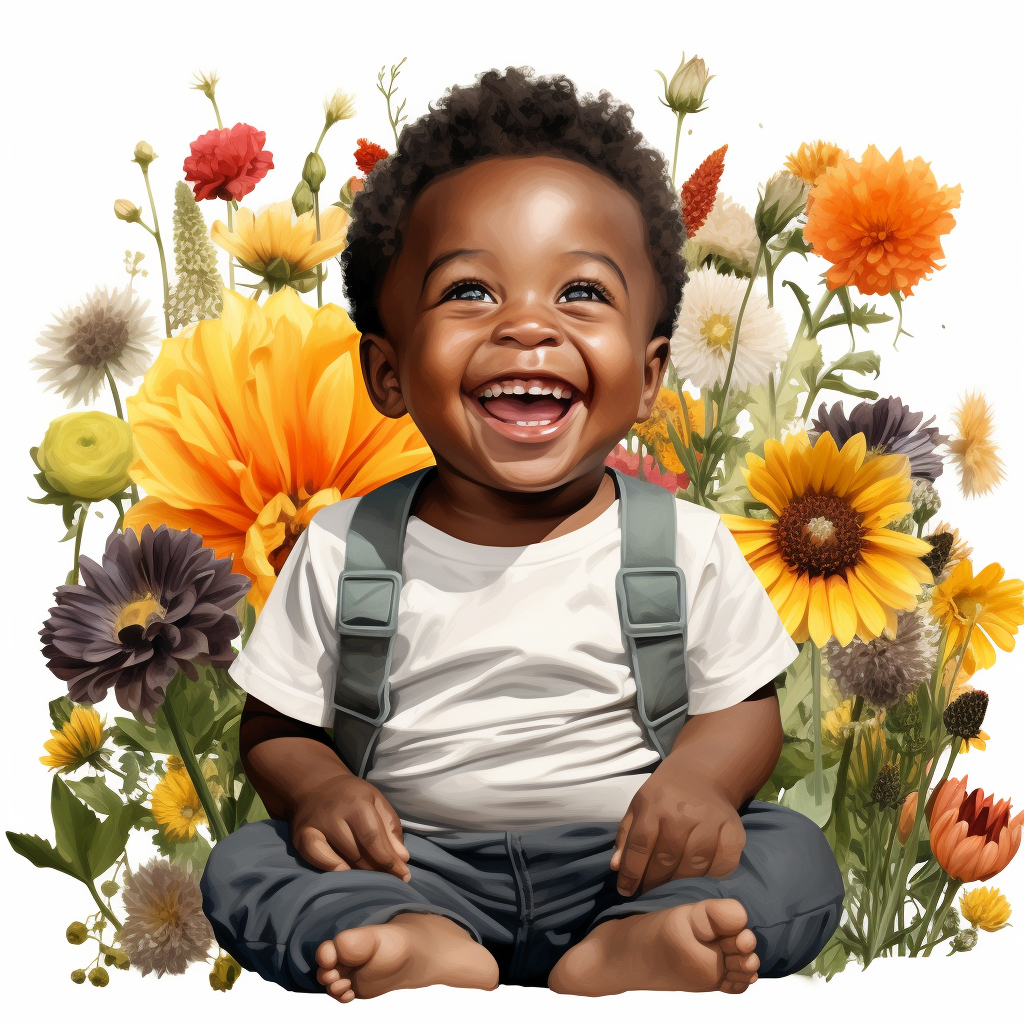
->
[808,396,949,481]
[40,524,251,721]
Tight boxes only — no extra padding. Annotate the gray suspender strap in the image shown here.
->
[607,467,690,757]
[331,466,436,777]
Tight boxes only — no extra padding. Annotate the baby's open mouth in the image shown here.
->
[470,377,578,427]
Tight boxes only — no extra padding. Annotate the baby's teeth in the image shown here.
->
[502,385,515,395]
[540,387,553,395]
[512,385,526,395]
[552,387,562,399]
[528,386,543,395]
[516,420,529,426]
[483,388,493,398]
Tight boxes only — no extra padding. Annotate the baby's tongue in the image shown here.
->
[484,395,566,423]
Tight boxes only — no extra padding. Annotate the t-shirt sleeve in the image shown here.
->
[226,522,342,728]
[684,516,799,714]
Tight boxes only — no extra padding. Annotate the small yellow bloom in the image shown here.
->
[821,700,853,746]
[784,141,846,186]
[151,768,208,840]
[960,728,989,754]
[948,392,1006,499]
[634,388,704,474]
[36,411,135,501]
[850,718,888,789]
[40,706,105,772]
[960,886,1012,932]
[211,201,351,292]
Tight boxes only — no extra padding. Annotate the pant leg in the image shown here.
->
[200,819,511,992]
[588,800,845,978]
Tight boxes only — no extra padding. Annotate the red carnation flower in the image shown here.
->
[183,123,274,203]
[354,139,389,176]
[605,444,687,494]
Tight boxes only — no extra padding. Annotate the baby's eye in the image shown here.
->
[443,281,496,303]
[558,281,610,304]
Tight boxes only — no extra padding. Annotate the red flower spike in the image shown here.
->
[355,139,389,176]
[681,144,728,237]
[183,123,274,203]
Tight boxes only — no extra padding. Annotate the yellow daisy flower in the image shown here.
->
[948,391,1006,498]
[151,769,208,840]
[930,558,1024,671]
[40,706,105,772]
[821,699,853,746]
[211,201,351,293]
[721,430,934,647]
[960,886,1012,932]
[850,717,887,790]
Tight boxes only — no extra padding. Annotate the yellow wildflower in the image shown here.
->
[40,706,106,772]
[960,886,1012,932]
[151,769,208,840]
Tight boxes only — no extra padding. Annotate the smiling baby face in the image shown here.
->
[360,154,671,495]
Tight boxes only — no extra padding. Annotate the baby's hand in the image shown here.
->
[290,774,412,882]
[610,772,746,896]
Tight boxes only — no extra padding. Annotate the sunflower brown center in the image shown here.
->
[775,493,863,578]
[699,313,734,351]
[114,593,167,644]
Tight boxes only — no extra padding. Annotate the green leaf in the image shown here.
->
[6,831,78,879]
[783,280,813,330]
[118,751,141,795]
[834,285,856,343]
[816,374,880,401]
[828,349,882,378]
[816,305,893,336]
[889,289,914,348]
[88,802,138,877]
[50,777,97,880]
[67,777,125,817]
[780,763,840,828]
[48,696,75,729]
[151,828,212,873]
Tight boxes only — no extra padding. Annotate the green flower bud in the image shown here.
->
[943,907,961,936]
[36,412,135,501]
[292,180,314,217]
[132,141,157,170]
[100,879,120,898]
[71,969,87,985]
[302,151,327,193]
[659,52,713,116]
[950,927,978,953]
[88,966,109,987]
[263,256,293,283]
[756,171,811,244]
[113,199,142,224]
[66,921,89,945]
[209,953,242,992]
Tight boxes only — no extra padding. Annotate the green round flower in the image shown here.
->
[88,966,110,987]
[100,879,120,898]
[36,411,135,501]
[66,921,89,945]
[70,969,87,985]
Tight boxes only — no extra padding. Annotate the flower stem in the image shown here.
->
[910,874,952,956]
[140,167,172,339]
[671,113,684,190]
[226,202,235,292]
[86,879,122,932]
[161,682,228,842]
[209,96,223,130]
[810,640,824,804]
[827,695,864,828]
[314,192,323,308]
[923,878,960,957]
[103,369,140,505]
[70,502,88,585]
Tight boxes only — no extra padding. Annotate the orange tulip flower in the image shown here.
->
[897,791,918,845]
[928,776,1023,882]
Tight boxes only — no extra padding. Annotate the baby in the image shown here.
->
[201,67,844,1000]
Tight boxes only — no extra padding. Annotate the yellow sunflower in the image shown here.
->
[930,558,1024,671]
[123,289,434,613]
[634,388,704,473]
[40,705,106,772]
[151,769,207,840]
[211,201,351,293]
[721,430,933,647]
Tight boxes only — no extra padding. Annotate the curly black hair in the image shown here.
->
[341,66,687,341]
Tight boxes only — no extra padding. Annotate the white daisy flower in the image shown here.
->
[684,192,763,277]
[671,268,788,391]
[33,285,158,407]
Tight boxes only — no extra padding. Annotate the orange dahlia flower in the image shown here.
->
[124,289,434,613]
[928,776,1023,882]
[803,145,962,297]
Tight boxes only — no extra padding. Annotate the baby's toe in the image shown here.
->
[326,977,353,1001]
[719,929,758,956]
[316,939,339,969]
[725,952,759,974]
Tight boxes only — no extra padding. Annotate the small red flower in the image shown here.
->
[183,123,274,203]
[605,444,686,494]
[355,139,389,176]
[681,144,728,236]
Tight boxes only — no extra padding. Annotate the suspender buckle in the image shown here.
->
[615,565,686,638]
[336,569,403,637]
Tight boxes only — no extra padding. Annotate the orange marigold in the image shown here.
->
[681,145,727,236]
[355,139,389,176]
[803,145,962,297]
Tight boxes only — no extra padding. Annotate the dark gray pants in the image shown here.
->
[201,800,844,992]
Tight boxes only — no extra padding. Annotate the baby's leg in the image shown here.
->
[548,801,845,995]
[201,819,498,997]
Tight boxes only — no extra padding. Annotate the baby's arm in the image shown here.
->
[240,695,411,881]
[610,683,783,896]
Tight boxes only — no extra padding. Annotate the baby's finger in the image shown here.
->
[294,826,350,872]
[352,802,401,874]
[374,794,411,862]
[676,821,720,877]
[609,809,634,870]
[616,812,659,896]
[639,823,694,893]
[707,817,746,878]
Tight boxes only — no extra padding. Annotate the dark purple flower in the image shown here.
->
[808,396,949,480]
[40,524,251,721]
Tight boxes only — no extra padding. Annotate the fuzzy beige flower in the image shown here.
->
[948,392,1006,498]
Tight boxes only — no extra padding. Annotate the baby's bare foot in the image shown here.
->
[548,898,759,996]
[314,912,499,1002]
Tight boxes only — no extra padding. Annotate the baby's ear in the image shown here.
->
[359,333,408,419]
[635,335,671,421]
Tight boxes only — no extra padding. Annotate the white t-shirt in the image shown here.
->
[229,495,798,831]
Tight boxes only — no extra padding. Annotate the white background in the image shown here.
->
[2,0,1022,1021]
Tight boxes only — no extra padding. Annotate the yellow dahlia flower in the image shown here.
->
[40,705,106,772]
[960,886,1012,932]
[36,411,135,500]
[151,768,207,840]
[930,558,1024,671]
[721,430,933,647]
[211,201,351,293]
[784,141,847,186]
[123,289,434,613]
